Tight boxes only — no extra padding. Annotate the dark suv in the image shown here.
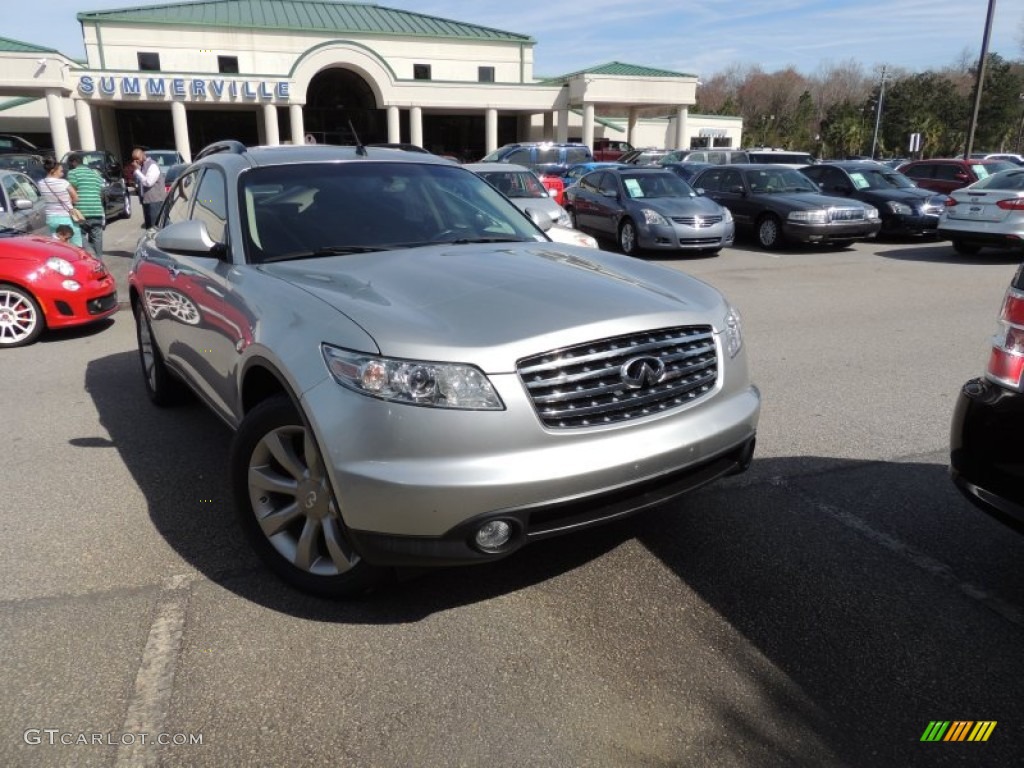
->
[897,158,1016,195]
[481,142,594,177]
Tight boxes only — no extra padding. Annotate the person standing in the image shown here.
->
[131,148,167,228]
[66,153,106,261]
[39,157,82,247]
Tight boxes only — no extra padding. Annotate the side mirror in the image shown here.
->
[727,185,746,195]
[13,198,33,211]
[153,220,226,257]
[524,207,553,231]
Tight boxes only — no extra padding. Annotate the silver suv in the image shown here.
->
[129,141,760,596]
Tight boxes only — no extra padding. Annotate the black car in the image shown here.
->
[661,161,714,183]
[950,263,1024,532]
[60,150,132,221]
[691,164,881,249]
[800,161,947,236]
[0,152,46,181]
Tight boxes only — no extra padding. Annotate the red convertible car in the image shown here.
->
[0,230,117,347]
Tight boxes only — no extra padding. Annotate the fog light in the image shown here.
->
[474,520,512,552]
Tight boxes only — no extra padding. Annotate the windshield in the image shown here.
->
[972,161,1016,179]
[241,162,543,264]
[746,168,818,193]
[619,172,695,199]
[478,170,548,199]
[848,169,916,190]
[148,151,181,168]
[0,154,45,180]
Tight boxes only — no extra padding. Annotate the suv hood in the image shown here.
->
[261,242,726,372]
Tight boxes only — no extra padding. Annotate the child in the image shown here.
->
[54,224,74,243]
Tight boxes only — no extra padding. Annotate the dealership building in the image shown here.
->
[0,0,743,162]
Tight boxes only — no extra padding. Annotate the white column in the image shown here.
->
[675,106,689,150]
[74,99,96,151]
[582,103,595,150]
[556,107,569,142]
[410,106,423,147]
[171,101,192,162]
[627,108,638,147]
[262,103,280,146]
[485,108,498,154]
[387,106,400,143]
[45,89,71,159]
[289,104,305,145]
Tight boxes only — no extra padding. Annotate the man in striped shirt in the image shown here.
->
[67,153,106,261]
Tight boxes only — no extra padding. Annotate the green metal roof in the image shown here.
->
[542,60,696,83]
[77,1,533,43]
[0,97,42,113]
[0,36,58,54]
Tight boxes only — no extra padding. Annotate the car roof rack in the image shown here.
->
[194,140,247,160]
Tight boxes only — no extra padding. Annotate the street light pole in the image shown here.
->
[870,66,887,159]
[964,0,997,159]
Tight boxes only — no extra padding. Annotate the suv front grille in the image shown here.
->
[518,326,718,429]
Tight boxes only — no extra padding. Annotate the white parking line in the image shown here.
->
[114,573,194,768]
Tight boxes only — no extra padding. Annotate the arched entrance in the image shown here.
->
[304,68,385,145]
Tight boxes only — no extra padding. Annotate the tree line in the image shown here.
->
[694,53,1024,159]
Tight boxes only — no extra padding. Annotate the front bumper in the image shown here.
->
[302,367,760,565]
[950,377,1024,532]
[881,212,940,235]
[937,219,1024,250]
[783,219,881,243]
[39,274,118,330]
[637,220,736,251]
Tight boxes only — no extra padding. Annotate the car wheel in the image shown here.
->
[0,283,44,347]
[619,218,639,255]
[134,300,186,405]
[567,206,579,229]
[232,395,385,597]
[121,193,132,221]
[757,214,783,250]
[952,239,981,256]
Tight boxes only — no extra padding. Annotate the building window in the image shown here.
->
[478,66,495,83]
[137,52,161,71]
[413,64,431,81]
[218,56,239,74]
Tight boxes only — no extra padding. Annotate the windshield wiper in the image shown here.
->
[441,236,530,244]
[261,245,386,263]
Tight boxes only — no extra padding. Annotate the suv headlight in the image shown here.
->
[723,305,743,359]
[788,210,828,225]
[641,209,669,226]
[322,344,504,410]
[886,201,913,215]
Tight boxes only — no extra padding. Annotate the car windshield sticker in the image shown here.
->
[973,165,990,179]
[624,178,644,198]
[849,173,871,190]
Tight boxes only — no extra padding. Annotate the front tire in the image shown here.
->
[121,193,132,221]
[952,239,981,256]
[135,300,186,405]
[0,284,43,347]
[619,218,639,255]
[567,206,579,230]
[757,214,783,250]
[231,396,385,597]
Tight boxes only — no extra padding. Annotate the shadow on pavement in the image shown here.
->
[875,242,1023,265]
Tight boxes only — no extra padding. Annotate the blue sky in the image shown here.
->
[9,0,1023,78]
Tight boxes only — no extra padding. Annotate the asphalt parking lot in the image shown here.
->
[2,217,1023,767]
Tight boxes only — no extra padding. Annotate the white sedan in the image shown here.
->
[939,168,1024,256]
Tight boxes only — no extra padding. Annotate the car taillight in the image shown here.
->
[987,287,1024,389]
[944,197,958,207]
[995,198,1024,211]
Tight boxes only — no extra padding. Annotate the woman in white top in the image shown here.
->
[39,157,82,246]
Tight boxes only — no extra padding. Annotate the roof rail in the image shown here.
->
[194,140,247,160]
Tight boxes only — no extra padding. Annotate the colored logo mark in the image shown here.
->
[920,721,997,742]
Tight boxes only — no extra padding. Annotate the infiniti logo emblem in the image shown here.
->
[620,356,667,389]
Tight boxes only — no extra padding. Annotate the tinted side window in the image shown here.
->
[535,148,559,165]
[564,147,592,165]
[720,169,743,191]
[163,170,199,227]
[903,164,932,180]
[191,169,228,243]
[597,173,619,196]
[696,168,725,192]
[578,172,600,192]
[505,149,532,165]
[934,164,963,181]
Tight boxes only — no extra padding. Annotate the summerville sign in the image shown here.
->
[77,75,291,101]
